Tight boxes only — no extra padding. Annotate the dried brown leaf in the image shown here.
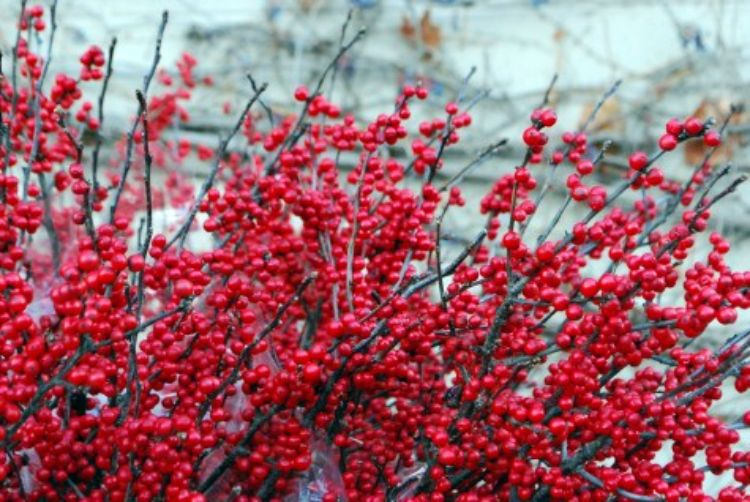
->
[400,16,415,40]
[578,97,623,134]
[420,11,441,48]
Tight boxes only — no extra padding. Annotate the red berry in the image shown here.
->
[88,370,106,390]
[580,278,598,298]
[294,85,309,102]
[576,160,594,176]
[198,376,220,394]
[704,130,721,147]
[717,308,737,325]
[502,231,521,250]
[438,448,458,466]
[658,134,678,151]
[665,118,683,136]
[522,127,541,147]
[128,254,145,272]
[628,151,649,171]
[540,110,557,127]
[302,363,321,383]
[78,250,99,271]
[174,279,194,298]
[535,242,555,262]
[684,116,704,135]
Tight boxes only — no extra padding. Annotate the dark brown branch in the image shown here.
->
[540,73,558,108]
[24,0,57,200]
[346,154,370,312]
[134,90,154,316]
[327,8,354,100]
[197,405,281,493]
[521,79,622,236]
[535,140,611,246]
[2,0,28,188]
[109,11,168,223]
[166,78,268,250]
[58,114,98,249]
[90,37,117,196]
[116,301,192,426]
[1,335,95,447]
[263,26,366,175]
[576,468,660,502]
[195,274,315,424]
[437,139,508,193]
[247,73,274,127]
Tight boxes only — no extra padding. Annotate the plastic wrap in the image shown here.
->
[18,448,40,494]
[393,463,427,500]
[285,437,346,501]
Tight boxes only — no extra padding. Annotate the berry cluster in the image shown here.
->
[0,4,748,502]
[79,46,105,82]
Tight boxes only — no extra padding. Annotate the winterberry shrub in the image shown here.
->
[0,3,749,502]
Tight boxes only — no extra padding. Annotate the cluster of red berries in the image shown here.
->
[19,4,46,32]
[0,4,749,502]
[658,117,721,152]
[79,46,106,82]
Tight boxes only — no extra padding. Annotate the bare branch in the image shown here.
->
[109,11,168,223]
[166,78,268,250]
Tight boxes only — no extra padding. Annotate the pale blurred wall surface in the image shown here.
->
[2,0,748,132]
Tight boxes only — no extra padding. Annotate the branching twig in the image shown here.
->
[346,154,370,312]
[2,0,28,190]
[166,78,268,249]
[23,0,57,200]
[109,11,168,223]
[195,274,315,424]
[264,25,366,175]
[437,139,508,193]
[91,37,117,195]
[197,405,281,493]
[135,90,153,315]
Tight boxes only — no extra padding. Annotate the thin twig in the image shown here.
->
[327,8,354,101]
[135,90,153,312]
[195,274,315,424]
[247,73,274,127]
[24,0,58,200]
[3,0,28,192]
[166,78,268,249]
[522,80,622,236]
[90,37,117,196]
[264,25,366,175]
[346,154,370,311]
[437,139,508,193]
[197,405,281,493]
[109,11,168,223]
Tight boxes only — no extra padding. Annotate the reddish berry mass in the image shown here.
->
[0,4,745,502]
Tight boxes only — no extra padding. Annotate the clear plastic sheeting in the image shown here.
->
[25,295,54,322]
[392,463,427,500]
[285,438,346,502]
